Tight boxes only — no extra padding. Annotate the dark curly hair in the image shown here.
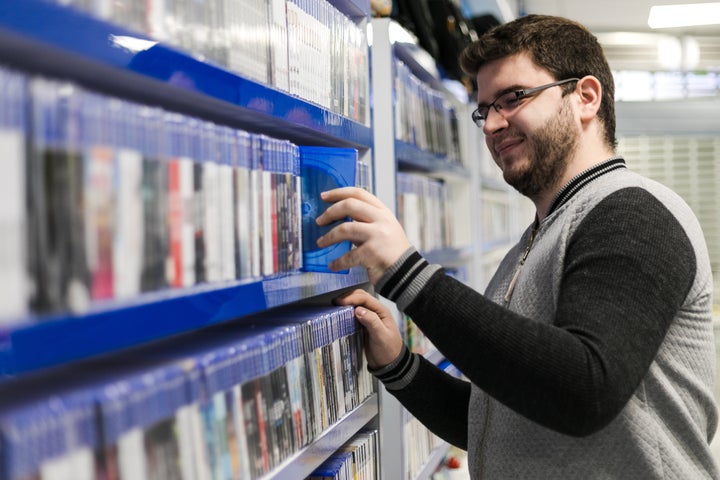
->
[460,15,616,149]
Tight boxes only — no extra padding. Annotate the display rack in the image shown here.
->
[0,0,375,377]
[396,140,468,177]
[0,1,379,478]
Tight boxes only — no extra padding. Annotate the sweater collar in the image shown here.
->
[543,156,627,221]
[532,157,626,228]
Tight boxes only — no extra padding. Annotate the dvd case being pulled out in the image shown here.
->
[299,146,357,274]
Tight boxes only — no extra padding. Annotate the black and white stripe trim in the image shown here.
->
[376,247,442,312]
[547,156,626,217]
[368,345,420,390]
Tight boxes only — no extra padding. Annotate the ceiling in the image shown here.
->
[521,0,719,35]
[468,0,720,71]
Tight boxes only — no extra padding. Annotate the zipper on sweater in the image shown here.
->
[503,227,537,305]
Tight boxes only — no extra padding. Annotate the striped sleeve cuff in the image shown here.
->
[375,247,442,312]
[368,344,420,391]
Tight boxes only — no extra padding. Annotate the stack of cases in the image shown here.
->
[54,0,369,125]
[396,172,452,254]
[306,429,379,480]
[0,305,374,479]
[0,65,370,325]
[393,59,461,164]
[24,73,301,315]
[0,67,27,325]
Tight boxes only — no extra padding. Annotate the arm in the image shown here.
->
[375,348,471,449]
[335,289,470,447]
[382,188,696,436]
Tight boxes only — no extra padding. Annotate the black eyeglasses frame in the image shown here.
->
[471,77,580,128]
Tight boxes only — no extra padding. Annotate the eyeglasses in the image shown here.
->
[471,78,580,128]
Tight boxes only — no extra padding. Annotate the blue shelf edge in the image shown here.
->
[0,268,369,377]
[396,141,469,177]
[334,0,371,18]
[414,442,451,480]
[0,0,373,149]
[422,246,474,267]
[424,349,445,366]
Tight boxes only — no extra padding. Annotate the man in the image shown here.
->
[315,14,719,479]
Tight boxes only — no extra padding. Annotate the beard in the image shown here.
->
[497,98,578,199]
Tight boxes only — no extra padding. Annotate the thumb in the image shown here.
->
[354,304,403,368]
[354,305,393,338]
[354,306,376,329]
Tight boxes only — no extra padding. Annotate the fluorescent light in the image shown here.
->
[648,2,720,28]
[657,36,682,68]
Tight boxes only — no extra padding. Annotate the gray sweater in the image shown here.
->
[373,159,719,479]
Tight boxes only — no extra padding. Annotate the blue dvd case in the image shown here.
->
[299,146,357,273]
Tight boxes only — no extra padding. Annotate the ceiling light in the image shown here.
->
[657,36,682,68]
[648,2,720,28]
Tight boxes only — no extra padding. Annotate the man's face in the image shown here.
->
[475,53,580,199]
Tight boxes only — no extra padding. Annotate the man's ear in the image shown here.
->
[575,75,603,122]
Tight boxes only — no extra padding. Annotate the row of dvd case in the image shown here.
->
[393,58,461,164]
[52,0,370,125]
[307,429,378,480]
[0,65,370,323]
[396,172,452,254]
[0,304,375,480]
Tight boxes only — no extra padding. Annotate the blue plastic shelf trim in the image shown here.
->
[0,268,368,377]
[333,0,371,18]
[0,0,372,148]
[422,246,474,267]
[395,140,469,176]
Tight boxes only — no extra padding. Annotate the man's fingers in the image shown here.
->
[343,289,386,313]
[334,288,403,369]
[316,196,379,226]
[335,288,375,308]
[316,220,365,248]
[335,289,384,314]
[354,305,382,331]
[320,186,387,209]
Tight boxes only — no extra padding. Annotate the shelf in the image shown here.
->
[393,42,444,92]
[414,442,451,480]
[481,238,515,252]
[479,175,511,192]
[422,246,475,268]
[424,348,445,366]
[0,0,373,149]
[261,392,379,479]
[396,141,469,177]
[0,268,369,377]
[334,0,372,19]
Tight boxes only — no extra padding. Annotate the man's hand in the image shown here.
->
[335,289,403,369]
[316,187,411,284]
